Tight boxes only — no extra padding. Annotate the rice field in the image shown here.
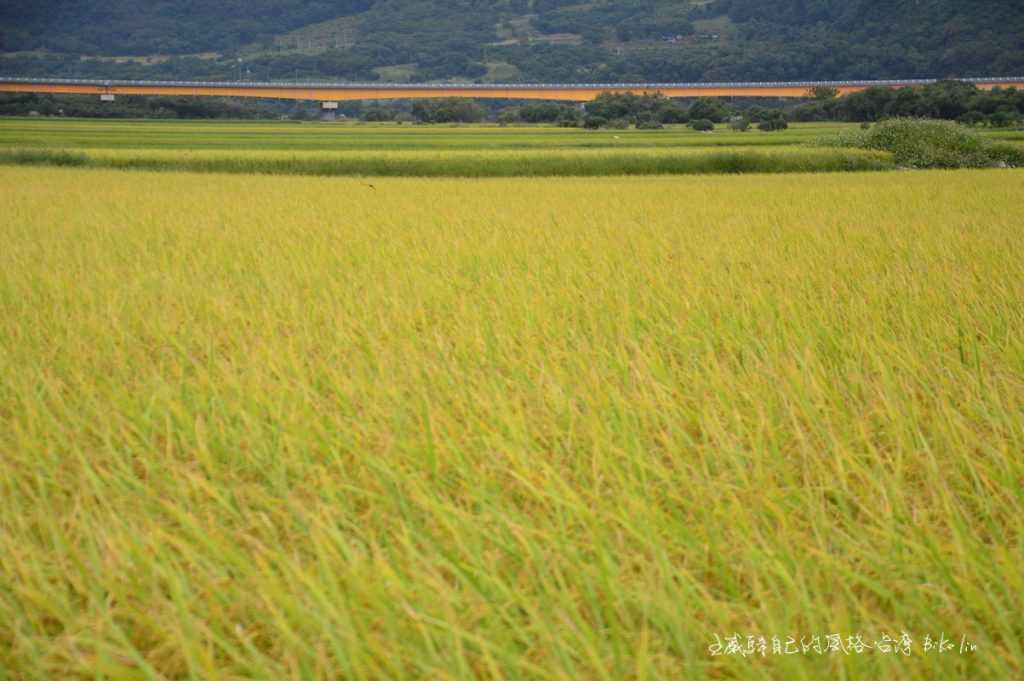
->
[0,119,855,151]
[3,118,1018,178]
[0,119,1023,680]
[0,119,901,178]
[0,145,895,177]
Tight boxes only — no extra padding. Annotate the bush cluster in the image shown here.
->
[791,81,1024,126]
[411,98,486,124]
[758,118,788,132]
[823,118,1024,169]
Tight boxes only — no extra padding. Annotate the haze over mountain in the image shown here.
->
[2,0,1023,83]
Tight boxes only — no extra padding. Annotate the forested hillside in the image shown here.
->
[0,1,372,54]
[2,0,1023,83]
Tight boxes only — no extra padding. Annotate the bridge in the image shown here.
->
[2,76,1021,106]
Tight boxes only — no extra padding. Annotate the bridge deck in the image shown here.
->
[1,77,1021,102]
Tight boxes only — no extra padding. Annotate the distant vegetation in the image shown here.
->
[794,80,1024,127]
[0,0,372,55]
[3,1,1023,84]
[497,84,1022,129]
[5,81,1021,132]
[0,92,280,119]
[410,98,486,124]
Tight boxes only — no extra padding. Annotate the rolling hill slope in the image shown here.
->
[2,0,1022,83]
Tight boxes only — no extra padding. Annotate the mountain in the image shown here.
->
[2,0,1023,83]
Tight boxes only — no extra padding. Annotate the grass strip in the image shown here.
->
[0,147,895,177]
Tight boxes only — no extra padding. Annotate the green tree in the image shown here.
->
[728,116,750,131]
[758,118,788,131]
[687,98,729,123]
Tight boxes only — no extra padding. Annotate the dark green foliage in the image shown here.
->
[635,119,665,130]
[758,119,788,132]
[555,109,583,127]
[689,119,714,131]
[361,107,393,122]
[519,102,570,123]
[743,106,785,123]
[3,1,1022,85]
[822,117,1023,168]
[586,93,643,121]
[793,81,1024,124]
[655,103,688,124]
[722,0,1024,78]
[583,93,690,129]
[987,110,1022,128]
[0,92,278,119]
[0,1,372,54]
[495,102,582,126]
[728,117,750,132]
[411,98,485,123]
[497,108,520,126]
[534,0,693,44]
[687,98,729,124]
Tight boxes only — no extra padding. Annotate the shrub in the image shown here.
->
[957,111,985,127]
[820,117,1021,168]
[607,118,631,130]
[689,119,714,131]
[583,115,608,129]
[728,117,750,132]
[988,111,1021,128]
[989,143,1024,167]
[361,107,393,122]
[636,120,665,130]
[758,118,789,131]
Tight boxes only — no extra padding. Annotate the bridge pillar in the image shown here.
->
[321,101,338,121]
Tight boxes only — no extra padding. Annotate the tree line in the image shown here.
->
[793,81,1024,127]
[394,82,1023,129]
[3,82,1020,129]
